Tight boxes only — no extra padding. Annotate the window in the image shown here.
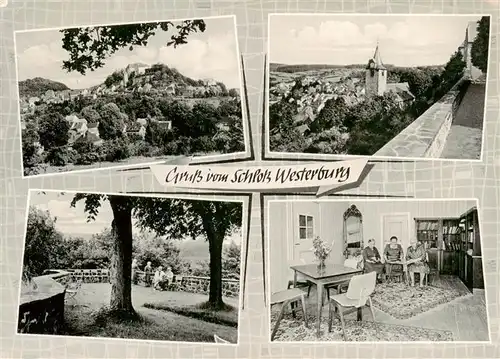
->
[299,214,314,240]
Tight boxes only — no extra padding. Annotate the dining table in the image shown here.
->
[290,263,363,337]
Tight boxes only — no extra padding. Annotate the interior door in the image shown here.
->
[293,213,316,264]
[381,214,410,256]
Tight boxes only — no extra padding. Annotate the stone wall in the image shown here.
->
[135,271,240,298]
[180,276,240,298]
[374,79,470,158]
[18,271,70,334]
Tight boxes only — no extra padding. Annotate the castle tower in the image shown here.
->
[365,43,387,97]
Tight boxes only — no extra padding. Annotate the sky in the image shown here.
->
[269,15,485,67]
[29,191,242,245]
[15,16,242,89]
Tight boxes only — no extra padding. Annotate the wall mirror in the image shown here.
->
[343,205,363,258]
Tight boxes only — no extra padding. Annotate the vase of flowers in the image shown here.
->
[312,236,332,270]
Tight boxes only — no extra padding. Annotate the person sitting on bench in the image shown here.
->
[153,266,167,290]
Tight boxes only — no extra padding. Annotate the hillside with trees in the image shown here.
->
[20,64,244,175]
[269,17,489,156]
[19,77,70,97]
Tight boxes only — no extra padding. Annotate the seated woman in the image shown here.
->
[153,266,167,291]
[383,236,404,280]
[362,239,384,281]
[406,238,430,287]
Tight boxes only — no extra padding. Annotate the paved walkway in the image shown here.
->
[441,83,485,159]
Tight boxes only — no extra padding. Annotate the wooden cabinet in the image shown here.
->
[459,208,483,291]
[414,207,483,292]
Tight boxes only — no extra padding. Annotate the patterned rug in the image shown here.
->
[270,311,453,342]
[371,282,468,320]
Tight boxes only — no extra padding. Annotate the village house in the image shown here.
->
[154,120,173,131]
[136,118,148,127]
[165,83,176,95]
[203,78,217,87]
[67,115,88,144]
[86,122,103,146]
[125,122,146,140]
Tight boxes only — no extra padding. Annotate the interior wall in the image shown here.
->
[355,200,476,253]
[268,199,476,294]
[268,201,288,295]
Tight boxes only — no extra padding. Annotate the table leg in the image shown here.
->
[293,271,297,288]
[316,284,323,337]
[357,307,362,321]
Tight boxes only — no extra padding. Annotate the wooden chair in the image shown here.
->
[385,262,404,282]
[213,334,230,344]
[425,252,437,286]
[270,288,308,341]
[287,259,312,296]
[328,271,377,341]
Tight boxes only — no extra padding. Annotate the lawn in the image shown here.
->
[63,283,238,343]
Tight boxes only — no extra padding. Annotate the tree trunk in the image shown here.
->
[207,229,225,309]
[109,196,135,316]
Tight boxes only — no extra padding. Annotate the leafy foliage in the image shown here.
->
[60,20,206,75]
[38,113,70,149]
[270,49,467,155]
[22,122,42,170]
[23,207,67,279]
[132,231,186,273]
[471,16,490,73]
[104,71,124,88]
[98,103,126,140]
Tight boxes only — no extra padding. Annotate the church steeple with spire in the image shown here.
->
[365,41,387,97]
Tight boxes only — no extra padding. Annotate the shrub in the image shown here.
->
[174,137,193,155]
[127,133,144,143]
[191,135,216,153]
[76,151,101,165]
[102,138,130,162]
[162,141,179,156]
[45,147,78,166]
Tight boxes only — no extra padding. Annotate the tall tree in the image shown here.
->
[471,16,490,73]
[72,194,242,314]
[98,103,126,140]
[38,113,70,149]
[134,198,242,309]
[60,20,205,75]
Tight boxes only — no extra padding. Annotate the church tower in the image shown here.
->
[365,43,387,97]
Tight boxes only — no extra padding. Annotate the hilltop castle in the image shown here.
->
[365,43,415,104]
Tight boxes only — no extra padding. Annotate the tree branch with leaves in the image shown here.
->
[60,20,206,75]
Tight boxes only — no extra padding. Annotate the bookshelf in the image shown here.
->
[441,218,461,275]
[414,219,440,276]
[415,219,439,249]
[415,207,483,292]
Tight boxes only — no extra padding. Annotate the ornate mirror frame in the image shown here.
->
[343,204,364,258]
